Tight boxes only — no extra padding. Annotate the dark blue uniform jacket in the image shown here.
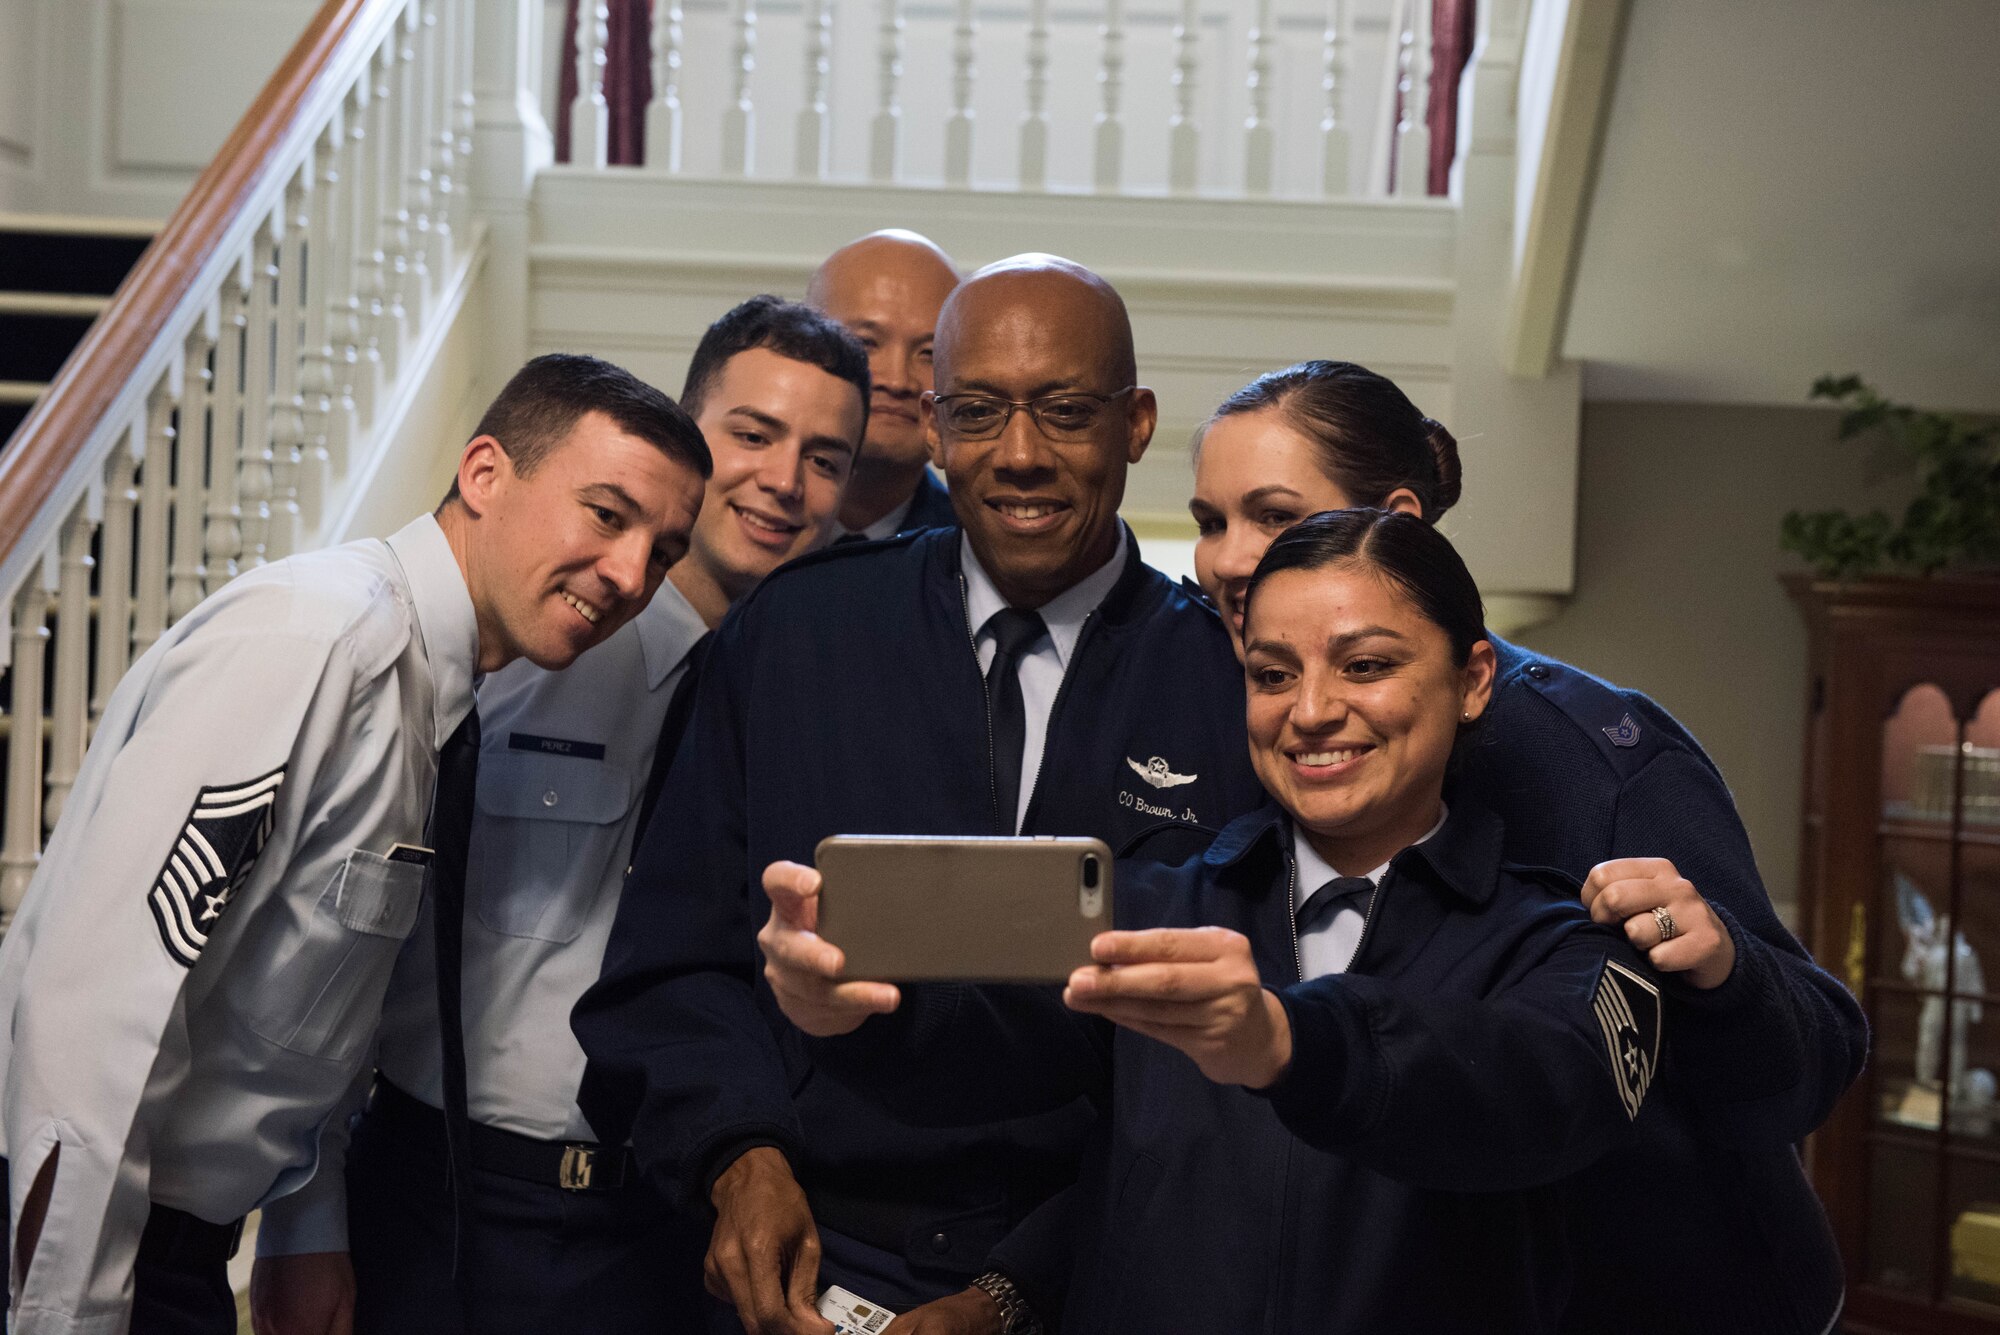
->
[1468,638,1864,1334]
[817,800,1657,1333]
[572,527,1265,1299]
[900,467,958,534]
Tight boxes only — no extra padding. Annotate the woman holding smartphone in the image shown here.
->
[763,510,1662,1334]
[1181,360,1858,1335]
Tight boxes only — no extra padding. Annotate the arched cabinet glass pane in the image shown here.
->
[1949,689,2000,1309]
[1871,683,1958,1298]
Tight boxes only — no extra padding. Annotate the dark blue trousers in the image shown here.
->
[345,1094,726,1335]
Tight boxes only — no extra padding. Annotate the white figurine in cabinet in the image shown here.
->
[1898,872,1996,1132]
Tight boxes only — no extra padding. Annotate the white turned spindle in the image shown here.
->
[571,2,610,169]
[428,0,457,275]
[1093,0,1126,193]
[1018,0,1050,189]
[871,0,904,182]
[794,0,831,178]
[206,264,248,594]
[648,1,686,171]
[2,576,53,924]
[304,117,352,485]
[1395,0,1433,197]
[1320,0,1349,196]
[94,436,139,720]
[348,76,382,423]
[1244,0,1275,196]
[410,0,444,287]
[721,0,757,176]
[132,369,179,660]
[376,36,410,373]
[267,171,309,560]
[1167,0,1199,194]
[450,0,474,239]
[169,312,216,621]
[44,498,95,831]
[239,213,279,569]
[944,0,976,186]
[392,13,429,328]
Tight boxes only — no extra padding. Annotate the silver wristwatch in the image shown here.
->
[969,1270,1042,1335]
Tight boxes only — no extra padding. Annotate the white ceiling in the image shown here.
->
[1562,0,2000,412]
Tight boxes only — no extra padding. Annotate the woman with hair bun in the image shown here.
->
[1189,359,1864,1335]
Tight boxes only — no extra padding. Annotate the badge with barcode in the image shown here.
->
[818,1285,896,1333]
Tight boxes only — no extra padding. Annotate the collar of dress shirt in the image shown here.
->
[634,576,710,690]
[384,513,481,749]
[960,526,1129,671]
[1290,803,1449,909]
[842,490,918,544]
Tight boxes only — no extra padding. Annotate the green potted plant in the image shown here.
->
[1782,376,2000,578]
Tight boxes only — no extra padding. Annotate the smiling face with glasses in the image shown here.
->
[924,262,1158,611]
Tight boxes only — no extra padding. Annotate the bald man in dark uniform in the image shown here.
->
[575,256,1265,1334]
[807,230,961,541]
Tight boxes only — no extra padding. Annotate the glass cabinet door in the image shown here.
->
[1868,681,2000,1313]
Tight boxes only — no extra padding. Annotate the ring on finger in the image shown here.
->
[1651,905,1678,943]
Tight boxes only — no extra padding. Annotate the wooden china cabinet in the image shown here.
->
[1790,574,2000,1335]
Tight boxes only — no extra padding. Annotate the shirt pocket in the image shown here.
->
[466,749,634,944]
[247,849,425,1064]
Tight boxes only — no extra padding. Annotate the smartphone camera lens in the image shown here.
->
[1082,855,1101,889]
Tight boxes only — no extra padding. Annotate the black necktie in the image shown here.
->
[428,705,480,1276]
[631,633,711,860]
[1296,875,1377,936]
[984,608,1047,833]
[833,532,869,547]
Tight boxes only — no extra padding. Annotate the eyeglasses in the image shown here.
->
[930,387,1138,441]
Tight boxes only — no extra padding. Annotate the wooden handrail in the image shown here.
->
[0,0,388,565]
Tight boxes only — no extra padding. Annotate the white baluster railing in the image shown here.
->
[0,0,482,929]
[1396,0,1434,197]
[795,0,831,179]
[1244,0,1276,196]
[1321,0,1351,197]
[1092,0,1126,193]
[548,1,1451,203]
[944,0,977,187]
[870,0,905,183]
[1167,0,1200,195]
[648,1,686,172]
[721,0,758,176]
[1018,0,1051,190]
[571,1,611,169]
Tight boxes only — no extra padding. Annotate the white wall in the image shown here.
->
[1565,0,2000,414]
[1519,400,1917,926]
[1,0,315,219]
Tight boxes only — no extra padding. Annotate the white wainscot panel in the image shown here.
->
[110,0,316,172]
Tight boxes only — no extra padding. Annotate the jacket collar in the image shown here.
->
[635,577,710,691]
[938,520,1163,633]
[383,514,480,750]
[1205,792,1505,906]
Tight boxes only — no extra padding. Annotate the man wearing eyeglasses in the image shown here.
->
[574,255,1264,1335]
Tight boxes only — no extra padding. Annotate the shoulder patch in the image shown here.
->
[148,766,286,967]
[1512,657,1661,778]
[1601,713,1642,748]
[1593,957,1661,1120]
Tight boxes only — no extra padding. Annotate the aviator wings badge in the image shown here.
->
[1127,756,1198,790]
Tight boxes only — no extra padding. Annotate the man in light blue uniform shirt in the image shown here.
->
[0,354,707,1335]
[253,298,869,1335]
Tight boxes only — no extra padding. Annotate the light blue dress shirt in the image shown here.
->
[1290,805,1447,979]
[962,530,1128,833]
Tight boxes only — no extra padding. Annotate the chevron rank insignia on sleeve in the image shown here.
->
[1593,958,1662,1120]
[148,766,286,968]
